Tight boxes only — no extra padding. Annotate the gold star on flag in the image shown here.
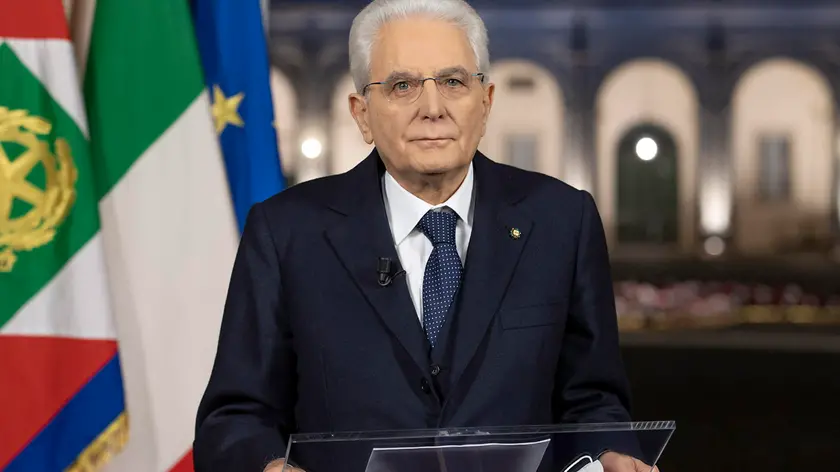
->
[211,85,245,134]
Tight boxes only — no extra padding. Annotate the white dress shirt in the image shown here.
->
[381,163,475,325]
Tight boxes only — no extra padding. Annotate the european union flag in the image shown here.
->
[191,0,286,233]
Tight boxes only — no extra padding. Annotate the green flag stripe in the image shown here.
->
[0,44,98,329]
[84,1,205,199]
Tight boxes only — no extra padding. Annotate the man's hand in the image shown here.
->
[263,459,305,472]
[599,452,660,472]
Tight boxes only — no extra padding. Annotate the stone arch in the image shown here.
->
[732,57,835,253]
[478,59,565,179]
[596,58,699,251]
[330,73,374,175]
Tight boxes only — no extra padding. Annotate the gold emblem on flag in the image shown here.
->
[0,107,77,272]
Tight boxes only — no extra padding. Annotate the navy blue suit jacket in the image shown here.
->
[194,150,634,471]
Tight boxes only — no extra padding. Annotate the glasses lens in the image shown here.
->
[383,74,481,104]
[435,74,474,100]
[386,79,421,103]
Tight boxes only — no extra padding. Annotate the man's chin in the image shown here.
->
[414,158,461,176]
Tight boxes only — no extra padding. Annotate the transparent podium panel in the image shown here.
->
[281,421,675,472]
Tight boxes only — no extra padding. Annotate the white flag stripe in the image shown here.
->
[98,94,238,472]
[1,234,116,339]
[4,38,89,136]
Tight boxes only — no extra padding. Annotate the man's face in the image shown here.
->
[350,17,494,178]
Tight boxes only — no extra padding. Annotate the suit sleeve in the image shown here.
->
[549,191,644,464]
[193,202,297,472]
[553,190,633,424]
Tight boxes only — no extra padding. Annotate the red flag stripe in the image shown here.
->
[0,0,69,39]
[170,449,194,472]
[0,336,118,468]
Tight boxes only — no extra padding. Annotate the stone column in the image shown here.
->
[286,35,337,183]
[696,20,735,255]
[295,73,334,183]
[564,81,596,195]
[698,105,733,239]
[261,0,269,32]
[563,23,597,196]
[832,109,840,257]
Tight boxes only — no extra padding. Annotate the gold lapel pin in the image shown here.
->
[509,227,522,240]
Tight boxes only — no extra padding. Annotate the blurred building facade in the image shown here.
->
[264,6,840,471]
[267,0,840,258]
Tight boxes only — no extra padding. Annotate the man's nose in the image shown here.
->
[418,79,445,119]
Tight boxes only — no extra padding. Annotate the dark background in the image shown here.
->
[623,329,840,472]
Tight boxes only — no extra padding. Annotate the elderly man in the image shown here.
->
[194,1,657,471]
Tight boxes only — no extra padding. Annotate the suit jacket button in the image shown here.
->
[430,364,441,376]
[420,378,432,394]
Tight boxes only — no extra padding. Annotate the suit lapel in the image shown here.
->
[448,154,533,389]
[321,151,532,392]
[324,151,430,374]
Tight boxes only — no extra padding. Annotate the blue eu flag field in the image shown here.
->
[192,0,286,233]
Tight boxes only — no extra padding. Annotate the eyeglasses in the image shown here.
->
[362,72,485,105]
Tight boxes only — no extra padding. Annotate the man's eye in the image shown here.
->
[393,81,411,91]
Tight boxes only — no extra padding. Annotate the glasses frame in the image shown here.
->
[362,72,486,104]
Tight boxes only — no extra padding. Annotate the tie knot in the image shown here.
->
[418,209,458,247]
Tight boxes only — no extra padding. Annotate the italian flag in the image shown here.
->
[0,0,126,470]
[77,0,240,470]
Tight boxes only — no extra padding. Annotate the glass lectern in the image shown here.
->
[281,421,675,472]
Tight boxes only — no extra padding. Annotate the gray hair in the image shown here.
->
[348,0,490,94]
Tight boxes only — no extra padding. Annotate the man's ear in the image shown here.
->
[480,82,495,137]
[349,93,374,144]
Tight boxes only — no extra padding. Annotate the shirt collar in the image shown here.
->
[382,162,475,246]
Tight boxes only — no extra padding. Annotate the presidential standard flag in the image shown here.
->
[192,0,287,233]
[72,0,240,470]
[0,0,126,470]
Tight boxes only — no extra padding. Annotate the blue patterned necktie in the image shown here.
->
[418,209,462,348]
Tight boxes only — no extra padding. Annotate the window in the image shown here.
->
[505,133,538,172]
[757,134,791,202]
[507,76,535,92]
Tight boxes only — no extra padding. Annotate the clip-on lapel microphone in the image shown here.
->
[377,257,406,287]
